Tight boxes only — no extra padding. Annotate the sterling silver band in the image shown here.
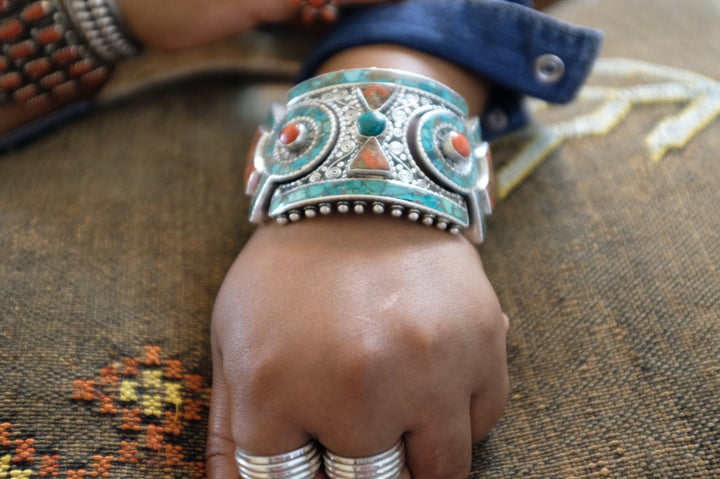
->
[235,443,322,479]
[324,441,405,479]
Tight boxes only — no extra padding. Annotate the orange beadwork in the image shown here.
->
[0,346,210,476]
[39,454,60,477]
[118,441,138,464]
[13,438,35,462]
[182,400,202,422]
[98,394,117,415]
[66,469,87,478]
[164,445,183,467]
[163,412,182,436]
[120,408,142,432]
[183,374,203,392]
[0,422,11,447]
[144,425,163,451]
[72,379,96,402]
[89,455,112,477]
[164,360,182,380]
[122,357,139,376]
[99,366,119,387]
[142,346,162,366]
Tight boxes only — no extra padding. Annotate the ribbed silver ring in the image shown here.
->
[324,441,405,479]
[235,442,321,479]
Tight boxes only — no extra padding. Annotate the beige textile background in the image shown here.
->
[0,0,718,477]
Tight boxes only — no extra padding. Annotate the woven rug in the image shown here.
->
[1,0,718,477]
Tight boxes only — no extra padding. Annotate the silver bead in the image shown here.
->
[288,210,302,222]
[304,206,317,218]
[449,226,461,235]
[353,202,366,214]
[422,214,435,226]
[319,203,332,215]
[436,221,448,230]
[390,206,404,217]
[276,215,289,225]
[337,202,350,214]
[407,209,420,221]
[372,202,385,214]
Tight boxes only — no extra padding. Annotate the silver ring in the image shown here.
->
[235,442,321,479]
[324,440,405,479]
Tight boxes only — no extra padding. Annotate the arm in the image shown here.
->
[0,0,378,136]
[207,45,509,478]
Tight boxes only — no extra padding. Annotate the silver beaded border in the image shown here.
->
[62,0,139,63]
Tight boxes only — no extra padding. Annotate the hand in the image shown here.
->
[207,217,509,478]
[118,0,393,50]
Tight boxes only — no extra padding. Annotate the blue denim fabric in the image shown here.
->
[298,0,603,139]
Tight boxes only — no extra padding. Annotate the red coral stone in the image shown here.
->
[36,25,62,45]
[24,57,51,78]
[279,123,301,146]
[22,1,52,23]
[450,131,471,158]
[69,59,93,77]
[40,71,65,89]
[13,84,37,103]
[0,72,21,90]
[8,40,35,59]
[0,20,23,41]
[52,46,79,65]
[80,66,109,87]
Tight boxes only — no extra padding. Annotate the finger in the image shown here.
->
[206,345,240,479]
[207,343,319,479]
[404,408,473,479]
[470,349,509,443]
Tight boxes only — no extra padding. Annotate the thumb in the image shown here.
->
[206,347,240,479]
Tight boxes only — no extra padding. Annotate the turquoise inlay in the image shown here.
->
[357,111,387,137]
[269,180,468,223]
[265,104,335,179]
[418,111,478,192]
[289,69,468,114]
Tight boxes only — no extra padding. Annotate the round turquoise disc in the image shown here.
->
[357,111,387,137]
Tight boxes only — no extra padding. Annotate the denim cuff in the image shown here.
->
[298,0,603,138]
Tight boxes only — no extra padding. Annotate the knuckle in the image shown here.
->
[332,342,386,394]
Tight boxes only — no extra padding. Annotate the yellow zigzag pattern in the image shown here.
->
[495,58,720,200]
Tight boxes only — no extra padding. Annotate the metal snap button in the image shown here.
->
[485,108,508,132]
[534,53,565,84]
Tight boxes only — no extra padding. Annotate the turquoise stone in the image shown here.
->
[269,179,469,224]
[357,111,387,137]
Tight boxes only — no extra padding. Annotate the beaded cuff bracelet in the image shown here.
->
[245,68,494,243]
[0,0,138,107]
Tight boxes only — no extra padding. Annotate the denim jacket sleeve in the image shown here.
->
[298,0,603,139]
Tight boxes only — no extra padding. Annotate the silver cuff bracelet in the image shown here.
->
[245,68,494,243]
[0,0,139,106]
